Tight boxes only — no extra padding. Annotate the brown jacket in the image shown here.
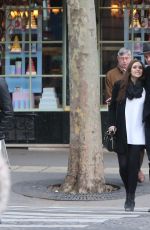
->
[105,67,124,100]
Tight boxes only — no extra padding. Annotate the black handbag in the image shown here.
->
[103,131,117,152]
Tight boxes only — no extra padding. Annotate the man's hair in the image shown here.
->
[117,47,131,57]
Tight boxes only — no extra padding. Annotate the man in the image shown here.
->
[143,43,150,63]
[143,43,150,213]
[105,47,132,103]
[143,43,150,166]
[105,47,145,183]
[0,77,13,223]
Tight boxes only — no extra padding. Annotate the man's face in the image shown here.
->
[144,53,150,65]
[117,54,132,71]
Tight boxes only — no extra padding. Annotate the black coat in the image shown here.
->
[108,81,127,154]
[0,78,13,140]
[143,66,150,159]
[143,66,150,120]
[109,79,150,158]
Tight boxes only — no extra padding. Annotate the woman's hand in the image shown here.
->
[108,126,117,134]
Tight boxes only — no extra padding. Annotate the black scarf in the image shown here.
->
[126,81,143,100]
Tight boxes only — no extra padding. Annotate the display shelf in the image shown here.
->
[5,7,42,94]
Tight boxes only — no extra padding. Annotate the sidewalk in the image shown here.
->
[9,147,150,208]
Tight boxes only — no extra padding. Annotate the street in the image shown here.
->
[0,147,150,229]
[1,206,146,229]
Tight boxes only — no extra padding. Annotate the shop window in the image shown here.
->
[0,0,66,112]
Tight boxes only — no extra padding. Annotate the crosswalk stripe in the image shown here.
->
[0,206,142,228]
[0,224,87,228]
[4,212,138,217]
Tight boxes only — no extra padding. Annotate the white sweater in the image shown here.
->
[125,89,145,145]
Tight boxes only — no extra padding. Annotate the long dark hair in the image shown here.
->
[117,59,145,102]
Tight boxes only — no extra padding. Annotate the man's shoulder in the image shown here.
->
[0,77,6,84]
[145,66,150,73]
[106,67,123,81]
[0,78,8,91]
[106,67,119,75]
[145,66,150,80]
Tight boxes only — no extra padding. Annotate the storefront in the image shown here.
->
[0,0,149,145]
[97,0,149,138]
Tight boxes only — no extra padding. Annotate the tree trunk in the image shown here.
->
[61,0,105,193]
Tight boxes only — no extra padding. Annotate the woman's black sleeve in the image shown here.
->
[108,81,120,126]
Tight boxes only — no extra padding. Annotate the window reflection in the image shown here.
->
[42,0,63,41]
[42,44,62,75]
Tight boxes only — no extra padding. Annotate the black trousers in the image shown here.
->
[117,145,144,194]
[145,119,150,161]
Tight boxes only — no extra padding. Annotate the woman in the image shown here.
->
[108,59,148,212]
[0,77,13,222]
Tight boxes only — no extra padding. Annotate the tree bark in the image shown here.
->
[61,0,105,193]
